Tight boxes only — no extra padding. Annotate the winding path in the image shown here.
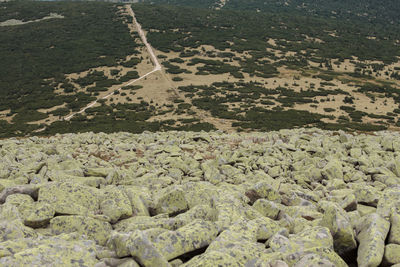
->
[64,5,161,121]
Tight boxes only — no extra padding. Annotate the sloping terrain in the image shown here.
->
[1,129,400,265]
[1,1,400,137]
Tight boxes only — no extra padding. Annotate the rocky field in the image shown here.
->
[1,129,400,266]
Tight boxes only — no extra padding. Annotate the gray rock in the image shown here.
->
[356,213,390,267]
[154,187,189,216]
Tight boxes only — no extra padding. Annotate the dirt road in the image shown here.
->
[64,5,161,121]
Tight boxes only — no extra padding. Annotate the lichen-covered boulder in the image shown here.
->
[293,253,336,267]
[322,160,343,180]
[106,231,133,257]
[5,193,34,208]
[96,258,140,267]
[279,247,347,267]
[181,182,217,208]
[282,205,322,221]
[319,202,357,255]
[122,186,150,216]
[154,219,218,260]
[85,167,114,177]
[0,203,22,221]
[5,192,54,228]
[356,213,390,267]
[383,244,400,265]
[154,186,189,216]
[50,215,112,246]
[205,220,265,266]
[175,204,217,223]
[0,220,37,242]
[124,230,170,267]
[265,225,347,266]
[201,161,223,185]
[269,227,333,254]
[357,204,376,217]
[118,258,141,267]
[290,227,334,250]
[108,228,164,254]
[351,183,380,207]
[47,170,105,187]
[38,182,100,215]
[0,238,98,266]
[389,212,400,244]
[182,250,241,267]
[113,215,185,233]
[0,184,39,204]
[99,186,132,223]
[377,187,400,219]
[253,199,281,219]
[21,202,55,228]
[340,194,357,212]
[252,216,281,241]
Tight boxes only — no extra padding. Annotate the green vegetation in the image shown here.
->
[134,3,400,63]
[1,0,399,137]
[0,1,138,136]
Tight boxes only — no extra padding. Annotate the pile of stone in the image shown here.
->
[0,129,400,266]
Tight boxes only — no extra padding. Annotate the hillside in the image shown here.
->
[1,129,400,265]
[0,1,400,137]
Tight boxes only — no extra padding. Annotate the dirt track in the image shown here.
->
[63,5,161,121]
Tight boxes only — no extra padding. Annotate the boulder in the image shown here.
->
[319,202,357,255]
[5,193,34,207]
[357,213,390,267]
[282,206,322,221]
[278,247,347,267]
[253,199,281,219]
[389,212,400,244]
[119,259,141,267]
[175,204,217,222]
[84,167,114,177]
[107,231,134,258]
[293,254,336,267]
[126,231,170,267]
[154,219,218,260]
[322,160,343,180]
[21,202,55,228]
[246,182,281,204]
[38,182,100,215]
[377,187,400,220]
[383,244,400,265]
[351,183,380,207]
[122,186,150,216]
[269,227,333,253]
[0,203,22,221]
[252,216,281,240]
[50,215,112,246]
[201,161,223,185]
[99,186,132,223]
[154,187,189,216]
[357,204,376,217]
[0,238,98,266]
[0,220,37,242]
[0,184,39,204]
[340,194,357,212]
[182,250,241,267]
[205,220,265,266]
[113,216,185,233]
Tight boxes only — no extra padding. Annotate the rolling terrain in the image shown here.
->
[1,1,400,266]
[0,0,400,137]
